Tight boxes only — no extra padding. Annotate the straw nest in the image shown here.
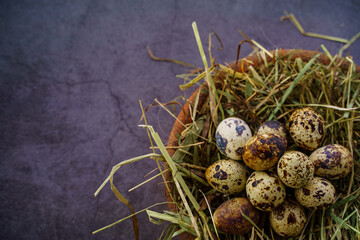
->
[94,22,360,240]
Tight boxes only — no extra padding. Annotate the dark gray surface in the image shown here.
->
[0,1,359,239]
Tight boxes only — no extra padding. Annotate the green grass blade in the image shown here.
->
[321,210,325,240]
[330,210,358,240]
[147,125,204,210]
[159,224,178,240]
[179,70,208,91]
[92,202,171,234]
[147,210,197,236]
[94,153,162,196]
[267,55,318,121]
[192,21,224,121]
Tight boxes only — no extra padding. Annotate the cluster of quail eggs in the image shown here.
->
[205,107,354,237]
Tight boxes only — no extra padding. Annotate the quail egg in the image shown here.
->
[288,107,325,151]
[213,197,260,235]
[242,133,287,170]
[246,171,286,211]
[309,144,353,180]
[215,117,252,160]
[205,159,248,194]
[257,120,287,138]
[277,151,314,188]
[294,177,336,209]
[270,199,307,237]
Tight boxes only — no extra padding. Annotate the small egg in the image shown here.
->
[277,151,314,188]
[257,121,287,138]
[294,177,336,210]
[246,171,286,211]
[288,107,325,151]
[213,197,260,235]
[215,117,252,160]
[205,160,248,194]
[270,199,307,237]
[309,144,353,180]
[242,133,287,170]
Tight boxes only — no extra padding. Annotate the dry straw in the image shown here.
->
[94,19,360,240]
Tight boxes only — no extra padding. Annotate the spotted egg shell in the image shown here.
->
[246,171,286,211]
[242,133,287,170]
[215,117,252,160]
[288,107,325,151]
[257,121,287,138]
[205,159,248,194]
[277,151,314,188]
[309,144,353,180]
[269,199,307,237]
[294,177,336,210]
[213,197,260,235]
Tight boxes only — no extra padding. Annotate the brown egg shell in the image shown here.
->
[269,199,307,237]
[294,177,336,210]
[256,120,287,138]
[243,133,287,170]
[288,107,325,151]
[246,171,286,211]
[213,197,260,235]
[309,144,353,180]
[205,160,248,194]
[277,151,314,188]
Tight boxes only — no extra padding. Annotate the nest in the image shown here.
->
[94,22,360,240]
[161,47,360,239]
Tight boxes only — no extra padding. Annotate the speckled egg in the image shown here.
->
[277,151,314,188]
[246,171,286,211]
[294,177,336,209]
[288,107,325,151]
[270,199,307,237]
[309,144,353,180]
[242,133,287,170]
[213,197,260,235]
[205,160,248,194]
[257,121,287,138]
[215,117,252,160]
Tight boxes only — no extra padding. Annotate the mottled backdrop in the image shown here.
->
[0,0,359,239]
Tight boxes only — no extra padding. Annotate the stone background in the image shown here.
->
[0,0,359,239]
